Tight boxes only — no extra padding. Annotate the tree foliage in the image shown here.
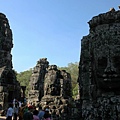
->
[16,68,32,95]
[58,62,79,98]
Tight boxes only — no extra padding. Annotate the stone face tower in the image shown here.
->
[28,58,49,104]
[40,65,73,120]
[28,59,73,120]
[0,13,13,68]
[78,9,120,119]
[0,13,21,109]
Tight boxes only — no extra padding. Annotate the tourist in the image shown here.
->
[13,98,19,107]
[43,108,51,120]
[13,103,19,120]
[23,106,33,120]
[6,103,13,120]
[18,104,25,120]
[13,98,16,107]
[33,109,39,120]
[32,103,37,111]
[18,101,22,108]
[23,105,28,113]
[38,106,45,120]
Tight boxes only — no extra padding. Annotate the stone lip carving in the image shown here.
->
[78,8,120,119]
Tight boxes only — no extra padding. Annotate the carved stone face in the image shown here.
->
[93,37,120,91]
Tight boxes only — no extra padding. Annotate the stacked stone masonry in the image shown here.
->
[28,58,78,120]
[1,7,120,120]
[0,13,21,110]
[78,8,120,119]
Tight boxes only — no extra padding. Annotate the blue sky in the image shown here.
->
[0,1,119,73]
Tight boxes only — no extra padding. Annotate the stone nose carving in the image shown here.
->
[103,57,117,81]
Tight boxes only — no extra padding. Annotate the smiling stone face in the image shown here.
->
[95,47,120,91]
[78,9,120,120]
[91,24,120,91]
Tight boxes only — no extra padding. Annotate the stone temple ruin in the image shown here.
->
[1,6,120,120]
[28,58,75,120]
[78,8,120,119]
[0,12,78,119]
[28,58,49,103]
[0,13,21,110]
[41,65,73,119]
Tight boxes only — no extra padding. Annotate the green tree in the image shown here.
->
[16,68,32,95]
[58,62,79,99]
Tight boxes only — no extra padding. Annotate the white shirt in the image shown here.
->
[13,106,18,114]
[13,99,16,106]
[19,101,22,107]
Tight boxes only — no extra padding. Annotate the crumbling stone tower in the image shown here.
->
[40,65,73,120]
[28,58,49,104]
[78,8,120,119]
[0,13,21,109]
[28,59,73,120]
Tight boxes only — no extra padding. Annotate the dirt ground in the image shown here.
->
[0,116,19,120]
[0,116,6,120]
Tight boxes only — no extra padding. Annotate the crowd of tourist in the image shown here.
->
[5,99,52,120]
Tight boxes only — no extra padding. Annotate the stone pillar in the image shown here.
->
[0,13,21,110]
[78,8,120,119]
[28,58,49,104]
[40,65,73,120]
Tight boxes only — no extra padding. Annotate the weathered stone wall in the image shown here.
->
[40,65,73,120]
[0,13,21,110]
[0,13,13,68]
[78,9,120,119]
[28,60,75,119]
[28,58,49,104]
